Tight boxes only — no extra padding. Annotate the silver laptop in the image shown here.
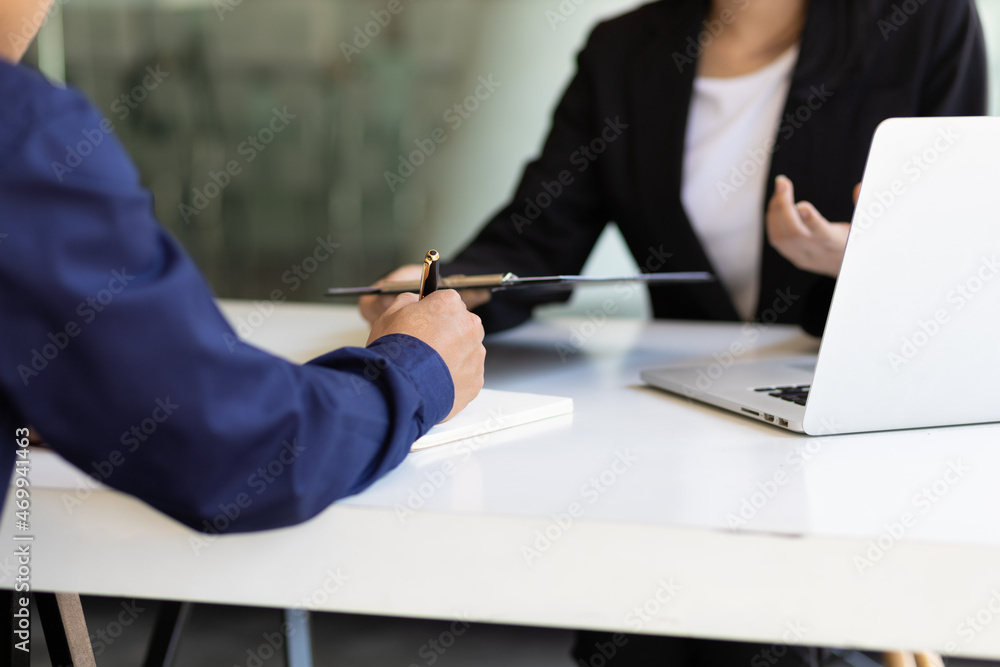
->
[642,117,1000,435]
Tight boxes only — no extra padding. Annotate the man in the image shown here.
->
[0,0,486,532]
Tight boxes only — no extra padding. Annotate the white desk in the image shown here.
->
[4,300,1000,659]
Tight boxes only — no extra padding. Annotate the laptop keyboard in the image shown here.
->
[754,385,810,406]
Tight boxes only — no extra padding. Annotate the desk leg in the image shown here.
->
[2,588,21,667]
[283,608,313,667]
[142,600,192,667]
[35,593,70,667]
[35,592,97,667]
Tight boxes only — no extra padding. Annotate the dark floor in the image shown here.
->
[25,596,1000,667]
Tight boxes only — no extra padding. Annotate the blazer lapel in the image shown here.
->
[631,0,739,321]
[761,2,832,321]
[631,1,700,219]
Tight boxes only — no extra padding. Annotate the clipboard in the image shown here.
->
[326,272,714,297]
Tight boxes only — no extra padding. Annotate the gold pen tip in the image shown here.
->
[425,250,440,262]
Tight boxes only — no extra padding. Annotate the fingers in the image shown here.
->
[358,267,487,423]
[375,292,420,321]
[370,289,485,350]
[884,652,917,667]
[420,287,465,314]
[774,173,796,204]
[359,264,492,326]
[853,182,862,206]
[360,294,396,325]
[358,264,424,324]
[768,176,849,239]
[384,292,419,315]
[413,291,485,417]
[794,201,832,236]
[368,288,486,421]
[439,297,485,421]
[767,176,852,278]
[767,175,809,242]
[366,292,420,345]
[423,290,485,343]
[461,289,492,311]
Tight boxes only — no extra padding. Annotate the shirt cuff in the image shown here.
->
[369,333,454,424]
[307,333,455,427]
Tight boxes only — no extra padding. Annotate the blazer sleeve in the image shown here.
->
[0,90,453,533]
[446,29,615,333]
[918,0,989,117]
[801,0,987,338]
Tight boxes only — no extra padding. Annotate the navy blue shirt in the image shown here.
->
[0,61,454,532]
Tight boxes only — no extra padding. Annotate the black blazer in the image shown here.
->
[446,0,987,335]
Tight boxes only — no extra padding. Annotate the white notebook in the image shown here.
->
[27,389,574,489]
[411,389,574,451]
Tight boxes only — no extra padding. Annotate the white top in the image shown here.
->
[682,46,799,321]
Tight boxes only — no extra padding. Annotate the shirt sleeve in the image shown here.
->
[0,86,454,533]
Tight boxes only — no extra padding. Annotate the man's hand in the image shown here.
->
[767,175,859,278]
[368,290,486,422]
[360,264,491,325]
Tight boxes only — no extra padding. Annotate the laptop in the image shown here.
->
[641,117,1000,435]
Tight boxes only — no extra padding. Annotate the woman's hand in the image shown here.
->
[766,175,859,278]
[359,264,491,325]
[360,265,424,325]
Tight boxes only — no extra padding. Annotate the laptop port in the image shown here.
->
[741,408,760,417]
[778,418,789,428]
[763,414,775,423]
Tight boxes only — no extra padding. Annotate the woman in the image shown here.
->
[362,0,987,342]
[363,1,986,665]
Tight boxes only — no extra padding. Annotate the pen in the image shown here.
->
[419,250,440,299]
